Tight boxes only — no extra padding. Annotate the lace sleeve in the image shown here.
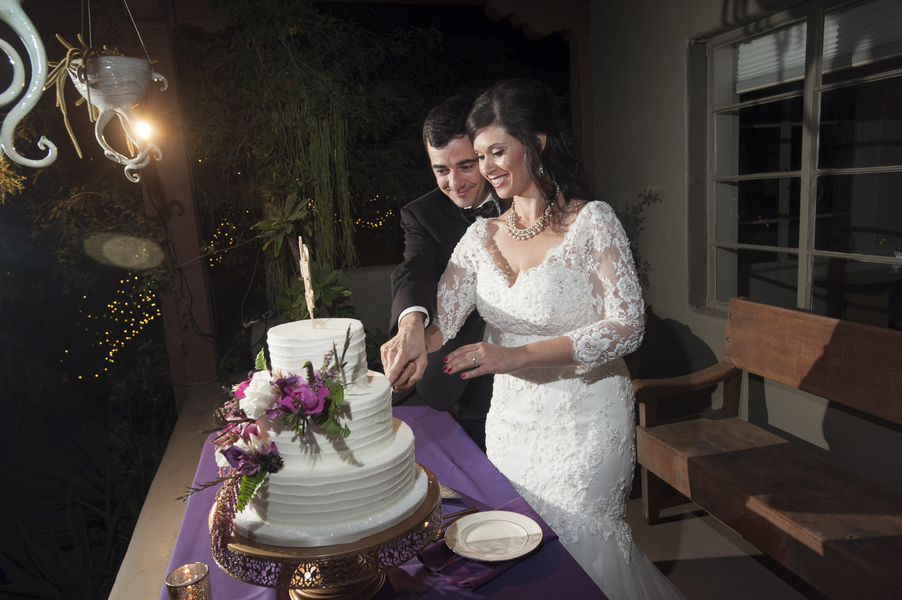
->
[434,226,480,346]
[568,203,645,371]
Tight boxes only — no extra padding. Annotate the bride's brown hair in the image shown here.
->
[466,79,594,227]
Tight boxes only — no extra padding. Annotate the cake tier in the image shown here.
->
[232,420,428,547]
[268,318,368,385]
[256,371,395,460]
[237,317,425,547]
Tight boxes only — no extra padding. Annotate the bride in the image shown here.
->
[423,79,685,600]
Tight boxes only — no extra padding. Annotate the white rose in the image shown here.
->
[239,370,278,419]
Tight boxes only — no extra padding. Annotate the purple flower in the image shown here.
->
[233,379,250,399]
[258,441,283,473]
[217,427,282,477]
[238,422,261,441]
[220,445,259,476]
[275,375,297,392]
[265,404,287,419]
[276,376,328,414]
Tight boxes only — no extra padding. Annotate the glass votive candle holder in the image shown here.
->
[165,562,211,600]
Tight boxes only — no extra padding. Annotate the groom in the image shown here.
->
[381,96,499,450]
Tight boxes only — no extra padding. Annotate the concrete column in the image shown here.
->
[131,0,218,411]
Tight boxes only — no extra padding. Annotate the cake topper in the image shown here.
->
[298,236,315,326]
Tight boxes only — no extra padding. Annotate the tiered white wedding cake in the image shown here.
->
[232,318,428,547]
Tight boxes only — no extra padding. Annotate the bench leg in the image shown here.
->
[641,465,662,525]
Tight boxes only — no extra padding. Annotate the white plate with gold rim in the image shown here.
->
[445,510,543,561]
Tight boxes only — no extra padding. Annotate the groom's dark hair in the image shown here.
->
[422,96,472,150]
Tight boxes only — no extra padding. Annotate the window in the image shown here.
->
[704,0,902,330]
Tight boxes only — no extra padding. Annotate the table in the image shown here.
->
[159,405,606,599]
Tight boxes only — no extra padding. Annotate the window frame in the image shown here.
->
[702,0,902,314]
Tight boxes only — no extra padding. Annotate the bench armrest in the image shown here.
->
[632,361,741,427]
[633,361,739,396]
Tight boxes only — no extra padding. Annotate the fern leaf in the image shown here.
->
[236,471,267,512]
[326,379,344,411]
[254,349,268,371]
[312,412,351,438]
[282,412,308,436]
[309,380,350,438]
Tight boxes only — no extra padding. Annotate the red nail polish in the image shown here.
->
[443,366,449,373]
[444,357,449,363]
[460,373,467,379]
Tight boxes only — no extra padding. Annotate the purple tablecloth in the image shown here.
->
[159,405,606,599]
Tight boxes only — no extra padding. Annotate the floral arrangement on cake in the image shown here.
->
[180,331,350,511]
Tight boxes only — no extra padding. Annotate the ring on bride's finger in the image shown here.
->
[472,357,478,368]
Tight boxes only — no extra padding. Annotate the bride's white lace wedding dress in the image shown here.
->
[435,201,685,600]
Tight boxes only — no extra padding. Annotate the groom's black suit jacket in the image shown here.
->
[390,188,493,417]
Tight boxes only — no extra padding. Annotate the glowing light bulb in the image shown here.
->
[136,121,152,139]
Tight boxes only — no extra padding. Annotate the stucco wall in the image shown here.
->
[590,0,902,493]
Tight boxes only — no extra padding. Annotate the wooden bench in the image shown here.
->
[633,297,902,600]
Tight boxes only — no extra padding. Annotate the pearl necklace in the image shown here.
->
[507,201,553,241]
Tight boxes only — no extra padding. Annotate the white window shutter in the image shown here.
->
[734,0,902,94]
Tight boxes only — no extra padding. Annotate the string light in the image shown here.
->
[206,209,253,267]
[70,274,161,379]
[355,207,394,229]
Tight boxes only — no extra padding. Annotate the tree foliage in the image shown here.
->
[175,0,442,316]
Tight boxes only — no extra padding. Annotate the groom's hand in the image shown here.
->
[381,312,428,391]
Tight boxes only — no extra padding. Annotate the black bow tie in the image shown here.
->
[458,200,500,224]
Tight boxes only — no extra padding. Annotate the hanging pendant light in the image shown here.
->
[62,49,168,182]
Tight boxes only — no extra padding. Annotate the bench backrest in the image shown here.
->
[724,297,902,427]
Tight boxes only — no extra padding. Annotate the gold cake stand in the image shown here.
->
[209,465,443,600]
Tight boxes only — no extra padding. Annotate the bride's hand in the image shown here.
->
[443,342,522,379]
[444,336,575,377]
